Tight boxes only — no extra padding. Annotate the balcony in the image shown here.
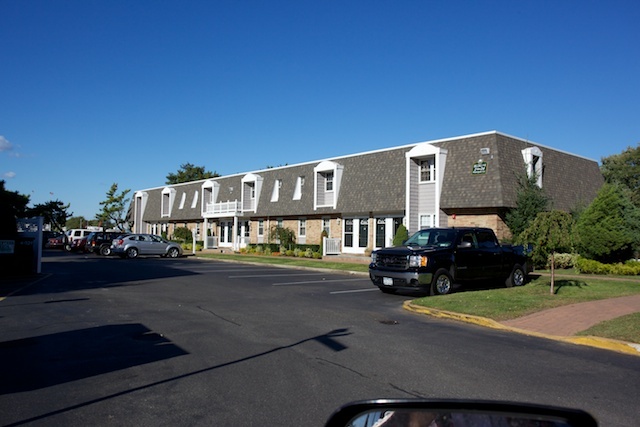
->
[204,200,240,216]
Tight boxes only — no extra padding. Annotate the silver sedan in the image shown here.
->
[111,234,183,259]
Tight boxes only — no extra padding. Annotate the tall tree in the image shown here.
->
[504,173,550,240]
[520,210,574,295]
[601,144,640,207]
[574,183,640,263]
[0,180,29,238]
[26,200,72,232]
[96,183,131,231]
[165,163,219,184]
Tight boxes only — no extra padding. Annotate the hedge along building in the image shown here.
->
[130,131,603,254]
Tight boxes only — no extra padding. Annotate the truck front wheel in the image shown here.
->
[431,269,453,296]
[506,265,526,288]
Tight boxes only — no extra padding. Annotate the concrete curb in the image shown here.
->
[403,301,640,357]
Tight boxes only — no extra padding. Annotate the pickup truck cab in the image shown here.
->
[369,227,529,295]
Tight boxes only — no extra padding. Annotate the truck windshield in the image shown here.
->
[404,229,455,247]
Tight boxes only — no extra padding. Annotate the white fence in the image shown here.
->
[323,237,341,256]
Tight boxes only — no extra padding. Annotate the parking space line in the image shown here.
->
[229,273,327,278]
[330,288,379,294]
[272,278,366,286]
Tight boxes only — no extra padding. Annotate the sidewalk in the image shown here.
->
[405,294,640,357]
[501,294,640,336]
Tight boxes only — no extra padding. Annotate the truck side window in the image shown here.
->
[459,233,477,248]
[477,231,498,248]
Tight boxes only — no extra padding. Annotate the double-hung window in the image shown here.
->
[420,157,436,182]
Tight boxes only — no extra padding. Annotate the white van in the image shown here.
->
[64,229,92,251]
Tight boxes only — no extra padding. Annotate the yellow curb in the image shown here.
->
[403,301,640,357]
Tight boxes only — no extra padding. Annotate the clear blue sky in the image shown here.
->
[1,0,638,219]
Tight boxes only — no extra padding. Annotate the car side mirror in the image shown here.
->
[325,399,597,427]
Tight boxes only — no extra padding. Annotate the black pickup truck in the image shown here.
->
[369,227,530,295]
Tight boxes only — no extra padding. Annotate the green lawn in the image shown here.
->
[411,275,640,321]
[196,253,640,343]
[577,313,640,343]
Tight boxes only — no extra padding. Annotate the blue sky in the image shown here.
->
[1,1,638,219]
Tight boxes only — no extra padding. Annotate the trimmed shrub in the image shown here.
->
[547,253,577,269]
[392,224,409,246]
[574,257,640,275]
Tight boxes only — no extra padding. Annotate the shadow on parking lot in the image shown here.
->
[1,251,201,297]
[0,323,188,394]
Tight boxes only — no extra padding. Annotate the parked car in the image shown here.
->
[69,236,89,253]
[64,229,93,251]
[111,234,183,259]
[86,231,128,256]
[45,232,67,249]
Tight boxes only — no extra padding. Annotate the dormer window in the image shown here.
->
[161,187,176,217]
[522,147,543,188]
[314,161,343,210]
[271,179,281,202]
[293,176,305,200]
[241,173,263,213]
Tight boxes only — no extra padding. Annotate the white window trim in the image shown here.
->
[419,157,436,183]
[179,192,186,209]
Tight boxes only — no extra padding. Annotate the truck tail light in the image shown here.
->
[409,255,427,267]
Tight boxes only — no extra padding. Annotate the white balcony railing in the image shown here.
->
[204,200,240,216]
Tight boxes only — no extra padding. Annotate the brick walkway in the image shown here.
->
[501,294,640,336]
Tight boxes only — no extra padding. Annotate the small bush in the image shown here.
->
[173,227,193,243]
[393,224,409,246]
[547,253,577,269]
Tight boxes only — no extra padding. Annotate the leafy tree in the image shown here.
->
[26,200,72,232]
[173,226,193,242]
[574,183,640,263]
[66,216,88,229]
[96,183,131,231]
[269,225,296,250]
[0,180,29,238]
[165,163,219,184]
[601,144,640,207]
[392,224,409,246]
[504,173,550,240]
[519,210,574,295]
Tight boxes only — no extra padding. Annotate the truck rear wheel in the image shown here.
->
[506,265,526,287]
[431,269,453,296]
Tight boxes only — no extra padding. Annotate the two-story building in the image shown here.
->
[130,131,603,253]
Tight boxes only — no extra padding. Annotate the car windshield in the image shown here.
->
[403,229,455,247]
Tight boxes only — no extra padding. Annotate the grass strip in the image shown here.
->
[196,252,370,273]
[576,313,640,344]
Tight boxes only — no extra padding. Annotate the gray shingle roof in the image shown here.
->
[136,131,603,222]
